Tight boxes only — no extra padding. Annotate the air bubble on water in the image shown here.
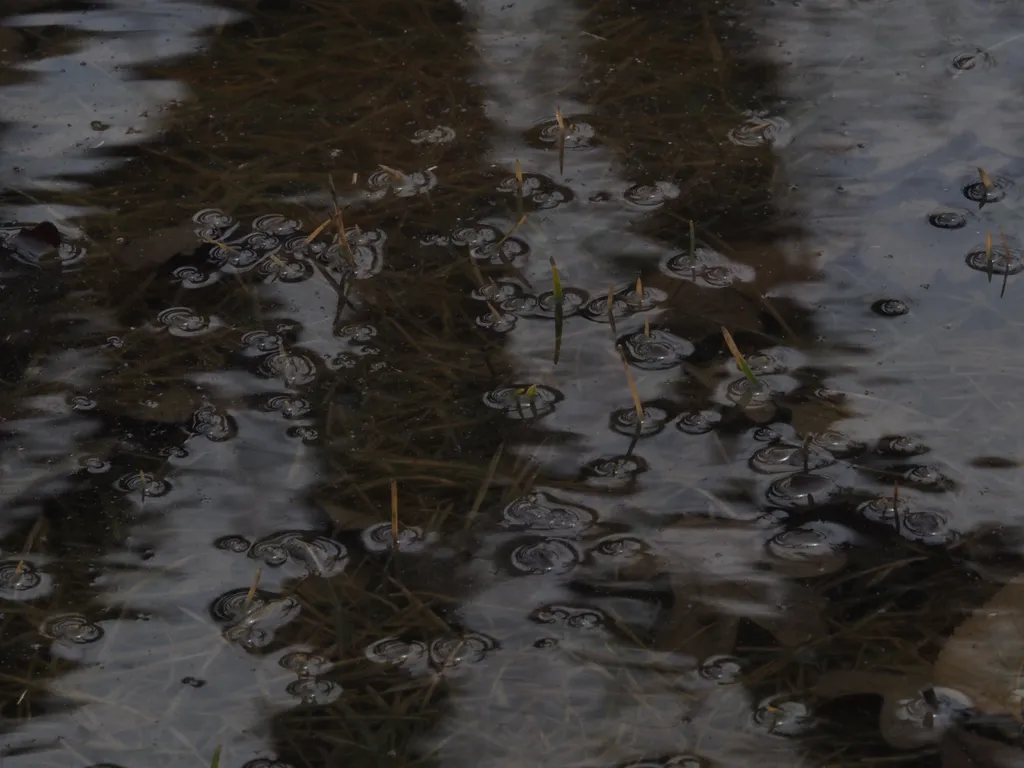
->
[965,243,1023,275]
[190,404,236,441]
[610,405,669,437]
[482,385,562,420]
[876,435,928,457]
[249,532,348,577]
[698,654,742,684]
[765,522,850,577]
[257,352,318,387]
[360,523,431,554]
[927,209,970,229]
[263,395,312,419]
[619,329,695,370]
[582,454,648,490]
[677,410,722,435]
[749,444,834,474]
[752,695,816,736]
[531,604,606,629]
[215,535,252,553]
[427,632,497,670]
[40,613,103,644]
[364,637,428,668]
[156,307,211,336]
[624,181,680,208]
[508,537,581,575]
[765,472,837,510]
[884,687,973,748]
[871,299,909,317]
[113,471,169,497]
[501,492,596,532]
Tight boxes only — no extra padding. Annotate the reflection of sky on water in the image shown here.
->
[0,1,241,223]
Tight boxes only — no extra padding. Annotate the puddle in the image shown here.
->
[2,0,1024,766]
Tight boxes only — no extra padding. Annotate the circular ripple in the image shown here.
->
[725,378,776,408]
[624,181,680,208]
[193,208,236,239]
[753,696,816,736]
[258,258,313,283]
[663,247,756,289]
[610,405,669,437]
[531,605,605,628]
[765,522,850,577]
[249,532,348,576]
[360,523,429,554]
[280,651,331,676]
[242,330,284,354]
[877,435,929,457]
[727,113,790,147]
[619,330,694,371]
[951,50,993,72]
[286,678,340,705]
[71,395,96,411]
[582,454,647,489]
[536,118,596,149]
[858,495,910,524]
[337,227,387,279]
[507,288,588,319]
[215,535,251,553]
[113,472,169,497]
[901,464,955,491]
[482,385,561,420]
[749,444,834,474]
[902,509,955,544]
[40,613,103,644]
[965,244,1024,275]
[257,352,318,387]
[963,176,1013,205]
[190,405,236,442]
[157,307,210,337]
[365,637,427,667]
[508,537,581,575]
[172,265,220,288]
[366,168,437,201]
[501,492,596,532]
[677,410,722,435]
[80,456,110,473]
[766,473,837,509]
[811,431,867,458]
[886,687,973,748]
[872,299,909,317]
[452,224,530,265]
[263,395,312,419]
[592,536,646,558]
[428,632,498,669]
[927,209,971,229]
[411,126,455,145]
[476,310,517,333]
[0,560,42,594]
[698,655,742,684]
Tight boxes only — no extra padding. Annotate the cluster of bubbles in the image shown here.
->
[279,651,340,706]
[211,587,300,649]
[189,208,386,284]
[364,631,498,674]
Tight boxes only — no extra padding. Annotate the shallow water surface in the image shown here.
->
[3,0,1024,766]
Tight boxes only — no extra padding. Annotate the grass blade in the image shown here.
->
[721,327,759,386]
[210,746,222,768]
[986,231,993,282]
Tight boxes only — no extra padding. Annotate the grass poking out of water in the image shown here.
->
[721,326,760,386]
